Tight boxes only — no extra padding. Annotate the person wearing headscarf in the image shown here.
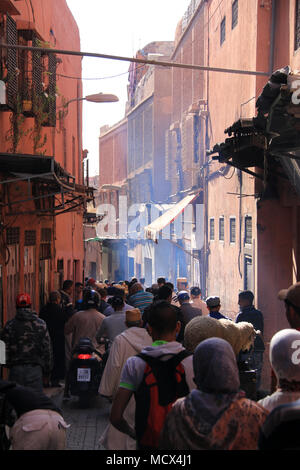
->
[159,338,268,450]
[258,329,300,412]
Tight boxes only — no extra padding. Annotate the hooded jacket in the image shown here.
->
[0,308,53,374]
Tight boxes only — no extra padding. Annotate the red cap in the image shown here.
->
[16,293,31,308]
[87,278,96,285]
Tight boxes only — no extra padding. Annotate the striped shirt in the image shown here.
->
[128,290,154,314]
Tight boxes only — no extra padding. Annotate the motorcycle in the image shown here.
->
[68,337,110,408]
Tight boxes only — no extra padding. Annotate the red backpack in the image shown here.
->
[134,350,191,450]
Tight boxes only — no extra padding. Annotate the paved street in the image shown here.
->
[45,388,111,450]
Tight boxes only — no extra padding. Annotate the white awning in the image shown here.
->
[144,190,201,243]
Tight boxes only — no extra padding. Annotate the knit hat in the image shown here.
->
[126,308,141,323]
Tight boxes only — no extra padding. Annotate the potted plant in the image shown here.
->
[22,79,32,113]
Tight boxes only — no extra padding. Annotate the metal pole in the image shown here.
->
[0,43,270,77]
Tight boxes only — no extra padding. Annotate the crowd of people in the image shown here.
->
[1,275,300,450]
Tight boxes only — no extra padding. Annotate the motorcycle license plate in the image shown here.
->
[77,368,91,382]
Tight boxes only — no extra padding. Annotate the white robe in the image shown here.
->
[98,327,152,450]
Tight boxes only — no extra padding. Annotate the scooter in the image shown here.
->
[68,337,110,408]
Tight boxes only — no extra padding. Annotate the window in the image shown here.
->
[41,228,51,242]
[40,243,51,260]
[244,256,253,291]
[245,216,252,245]
[25,230,36,246]
[6,227,20,245]
[230,218,236,243]
[296,0,300,50]
[232,0,238,29]
[219,217,225,241]
[209,218,215,241]
[193,115,200,163]
[220,17,226,45]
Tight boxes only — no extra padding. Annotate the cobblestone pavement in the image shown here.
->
[44,388,111,450]
[63,395,111,450]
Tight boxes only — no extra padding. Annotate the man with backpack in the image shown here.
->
[110,300,195,450]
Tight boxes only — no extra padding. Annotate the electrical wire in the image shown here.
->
[57,64,146,81]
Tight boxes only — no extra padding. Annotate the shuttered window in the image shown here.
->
[219,217,225,241]
[296,0,300,50]
[210,218,215,241]
[220,17,226,45]
[245,216,252,245]
[230,218,236,243]
[232,0,238,29]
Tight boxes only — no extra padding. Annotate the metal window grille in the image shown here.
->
[6,227,20,245]
[219,217,225,241]
[41,228,51,242]
[25,230,36,246]
[245,216,252,245]
[6,14,18,111]
[210,218,215,241]
[47,52,57,127]
[232,0,238,29]
[220,17,226,45]
[230,218,236,243]
[296,0,300,50]
[40,243,51,260]
[32,35,43,97]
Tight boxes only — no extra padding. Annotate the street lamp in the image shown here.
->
[64,92,119,108]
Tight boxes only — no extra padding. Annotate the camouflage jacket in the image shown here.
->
[0,308,53,375]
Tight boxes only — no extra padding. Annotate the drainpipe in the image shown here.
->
[269,0,277,75]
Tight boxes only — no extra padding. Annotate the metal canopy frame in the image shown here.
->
[208,82,300,195]
[0,152,94,216]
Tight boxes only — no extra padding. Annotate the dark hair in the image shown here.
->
[165,282,174,291]
[111,295,125,311]
[191,286,201,297]
[107,286,125,298]
[157,277,166,285]
[63,280,73,291]
[75,282,83,288]
[147,300,178,335]
[83,288,100,309]
[49,291,61,303]
[239,290,254,304]
[97,287,107,298]
[157,285,173,301]
[151,283,159,296]
[285,299,300,317]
